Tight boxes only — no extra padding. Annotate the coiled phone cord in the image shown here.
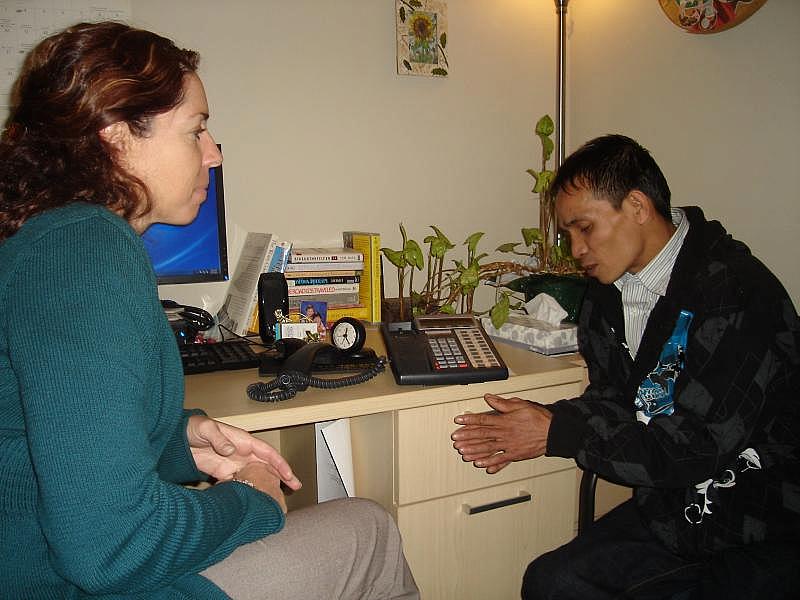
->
[246,358,387,403]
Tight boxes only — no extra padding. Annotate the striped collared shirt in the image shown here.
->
[614,208,688,358]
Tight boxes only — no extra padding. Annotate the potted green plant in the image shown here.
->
[380,224,537,324]
[497,114,586,322]
[380,114,586,327]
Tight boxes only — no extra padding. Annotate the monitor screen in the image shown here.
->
[141,160,229,285]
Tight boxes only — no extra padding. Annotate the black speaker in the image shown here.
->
[257,272,289,344]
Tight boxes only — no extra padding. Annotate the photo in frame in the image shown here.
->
[301,300,328,337]
[396,0,448,77]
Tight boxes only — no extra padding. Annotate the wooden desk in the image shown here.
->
[185,332,583,600]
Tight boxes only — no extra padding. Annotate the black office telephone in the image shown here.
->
[381,314,508,385]
[246,318,386,403]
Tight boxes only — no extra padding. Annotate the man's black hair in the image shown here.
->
[550,134,672,219]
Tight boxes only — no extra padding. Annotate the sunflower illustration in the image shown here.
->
[409,12,435,42]
[408,12,437,64]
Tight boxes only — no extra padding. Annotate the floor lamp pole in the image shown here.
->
[554,0,569,169]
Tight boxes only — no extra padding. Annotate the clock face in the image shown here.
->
[331,317,365,353]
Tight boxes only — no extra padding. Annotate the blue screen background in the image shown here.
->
[141,166,227,283]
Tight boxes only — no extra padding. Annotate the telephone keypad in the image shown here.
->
[455,328,502,369]
[427,328,502,371]
[429,335,468,370]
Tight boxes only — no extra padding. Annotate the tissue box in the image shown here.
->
[481,315,578,356]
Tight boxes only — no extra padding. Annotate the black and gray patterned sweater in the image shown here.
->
[546,205,800,559]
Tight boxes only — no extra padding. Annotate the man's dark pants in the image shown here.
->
[521,499,800,599]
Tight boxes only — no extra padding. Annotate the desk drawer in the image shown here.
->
[397,469,576,600]
[395,382,580,505]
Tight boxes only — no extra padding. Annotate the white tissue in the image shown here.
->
[525,293,568,327]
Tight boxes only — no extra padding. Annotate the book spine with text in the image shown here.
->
[343,231,382,322]
[288,247,364,264]
[285,269,360,279]
[266,240,292,273]
[284,261,364,272]
[287,283,360,296]
[287,275,361,286]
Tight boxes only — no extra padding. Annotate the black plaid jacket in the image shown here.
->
[546,206,800,559]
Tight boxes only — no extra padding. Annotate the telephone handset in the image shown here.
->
[161,299,214,344]
[381,313,508,385]
[246,317,386,403]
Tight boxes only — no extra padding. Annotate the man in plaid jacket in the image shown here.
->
[452,134,800,599]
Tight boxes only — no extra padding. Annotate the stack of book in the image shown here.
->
[285,247,364,317]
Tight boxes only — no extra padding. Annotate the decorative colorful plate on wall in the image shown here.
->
[659,0,768,34]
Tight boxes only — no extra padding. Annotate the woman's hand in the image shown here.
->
[234,461,288,513]
[187,415,302,490]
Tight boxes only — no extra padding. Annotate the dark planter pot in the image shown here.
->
[381,297,413,323]
[505,273,588,323]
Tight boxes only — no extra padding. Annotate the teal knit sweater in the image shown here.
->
[0,204,285,598]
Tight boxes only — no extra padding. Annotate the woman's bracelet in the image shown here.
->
[232,476,255,488]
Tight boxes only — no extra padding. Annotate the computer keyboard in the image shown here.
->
[179,340,261,375]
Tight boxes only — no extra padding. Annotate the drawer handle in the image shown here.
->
[462,492,532,515]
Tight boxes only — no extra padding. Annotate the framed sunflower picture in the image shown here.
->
[396,0,448,77]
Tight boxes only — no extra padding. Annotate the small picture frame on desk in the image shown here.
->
[301,300,328,338]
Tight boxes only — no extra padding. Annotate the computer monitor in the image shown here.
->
[141,160,229,285]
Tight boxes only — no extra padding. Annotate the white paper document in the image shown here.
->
[217,232,273,335]
[315,419,355,502]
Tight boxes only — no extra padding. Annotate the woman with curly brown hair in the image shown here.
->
[0,22,417,599]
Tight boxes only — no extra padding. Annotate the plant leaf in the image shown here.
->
[399,6,406,22]
[429,225,452,246]
[429,236,453,258]
[496,242,519,253]
[522,227,543,247]
[403,239,425,270]
[403,59,412,71]
[440,32,447,48]
[490,293,511,329]
[381,247,406,269]
[535,115,555,163]
[464,231,484,254]
[540,136,554,162]
[459,264,480,292]
[533,169,555,194]
[535,114,554,137]
[431,68,448,76]
[427,225,454,258]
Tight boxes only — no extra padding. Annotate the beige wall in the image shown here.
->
[568,1,800,303]
[8,2,796,309]
[132,0,558,310]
